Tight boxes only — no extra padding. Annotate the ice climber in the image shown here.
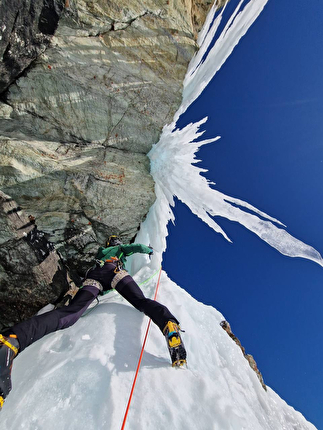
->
[0,235,186,410]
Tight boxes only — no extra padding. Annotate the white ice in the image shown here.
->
[1,1,320,429]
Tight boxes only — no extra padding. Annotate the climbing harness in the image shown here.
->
[80,267,161,318]
[82,278,103,292]
[111,270,128,289]
[120,266,162,430]
[98,256,123,273]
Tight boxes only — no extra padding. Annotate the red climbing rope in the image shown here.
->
[120,266,162,430]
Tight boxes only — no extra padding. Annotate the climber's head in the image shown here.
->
[106,235,122,247]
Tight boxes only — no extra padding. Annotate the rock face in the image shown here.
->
[220,320,267,391]
[0,0,217,327]
[0,191,69,329]
[0,0,64,93]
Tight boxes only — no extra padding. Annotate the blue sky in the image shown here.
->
[163,1,323,428]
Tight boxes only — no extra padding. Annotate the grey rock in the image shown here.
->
[0,0,64,93]
[0,191,69,330]
[0,0,217,326]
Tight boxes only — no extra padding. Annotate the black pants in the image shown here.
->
[6,278,177,352]
[116,278,178,332]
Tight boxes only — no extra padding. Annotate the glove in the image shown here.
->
[149,247,154,255]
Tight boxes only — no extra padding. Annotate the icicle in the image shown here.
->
[135,0,323,271]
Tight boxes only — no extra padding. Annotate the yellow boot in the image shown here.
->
[0,334,19,410]
[163,321,187,367]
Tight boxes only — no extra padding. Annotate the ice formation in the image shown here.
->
[136,0,323,270]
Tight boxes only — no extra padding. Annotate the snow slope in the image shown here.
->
[1,267,317,430]
[1,1,319,429]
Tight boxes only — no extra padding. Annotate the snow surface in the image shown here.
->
[2,267,317,430]
[1,0,320,429]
